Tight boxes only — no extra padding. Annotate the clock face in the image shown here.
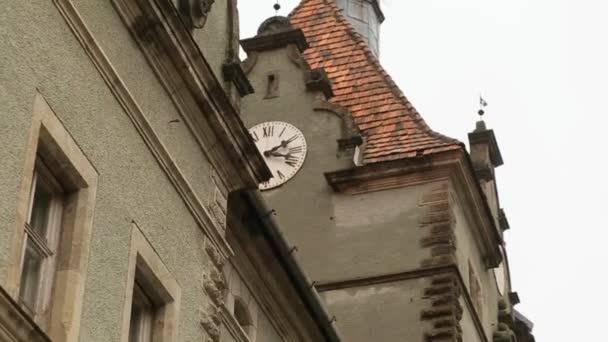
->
[493,246,507,295]
[249,121,307,190]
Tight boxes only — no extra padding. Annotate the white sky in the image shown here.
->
[239,1,608,340]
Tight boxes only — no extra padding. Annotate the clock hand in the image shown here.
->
[263,135,298,155]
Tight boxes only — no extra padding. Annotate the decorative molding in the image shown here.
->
[52,0,237,260]
[178,0,215,29]
[111,0,270,190]
[241,28,308,54]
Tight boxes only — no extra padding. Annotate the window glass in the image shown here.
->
[29,179,52,238]
[129,282,154,342]
[19,242,44,313]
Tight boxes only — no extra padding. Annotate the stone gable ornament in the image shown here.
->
[179,0,215,29]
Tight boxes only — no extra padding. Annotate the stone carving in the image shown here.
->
[179,0,215,29]
[204,241,225,269]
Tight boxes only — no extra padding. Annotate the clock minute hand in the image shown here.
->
[264,136,297,155]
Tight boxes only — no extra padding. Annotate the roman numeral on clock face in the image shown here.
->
[251,131,259,142]
[263,125,274,137]
[285,155,299,167]
[277,170,286,179]
[289,146,304,154]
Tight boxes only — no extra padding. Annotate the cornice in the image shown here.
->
[115,0,271,190]
[240,28,308,54]
[317,265,490,342]
[324,149,502,268]
[53,0,237,259]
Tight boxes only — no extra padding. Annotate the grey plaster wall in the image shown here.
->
[194,0,231,80]
[0,1,221,341]
[321,279,427,341]
[461,300,484,342]
[241,47,436,284]
[451,185,500,341]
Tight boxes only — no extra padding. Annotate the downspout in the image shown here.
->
[243,190,343,342]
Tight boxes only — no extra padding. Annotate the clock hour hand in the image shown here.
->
[263,135,298,156]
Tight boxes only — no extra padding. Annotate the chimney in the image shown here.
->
[335,0,384,57]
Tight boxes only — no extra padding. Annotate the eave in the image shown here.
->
[113,0,271,191]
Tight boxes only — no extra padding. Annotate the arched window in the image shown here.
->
[233,297,253,337]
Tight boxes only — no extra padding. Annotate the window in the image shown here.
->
[121,225,180,342]
[18,159,65,324]
[129,282,156,342]
[264,72,280,99]
[7,93,98,340]
[234,298,253,337]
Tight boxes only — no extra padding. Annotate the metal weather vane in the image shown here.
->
[478,94,488,118]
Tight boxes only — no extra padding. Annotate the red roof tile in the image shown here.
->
[289,0,462,164]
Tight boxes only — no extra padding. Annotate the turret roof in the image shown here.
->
[289,0,462,163]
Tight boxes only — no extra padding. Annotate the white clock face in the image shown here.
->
[249,121,307,190]
[493,246,507,295]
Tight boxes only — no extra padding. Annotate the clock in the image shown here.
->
[493,246,507,295]
[249,121,308,190]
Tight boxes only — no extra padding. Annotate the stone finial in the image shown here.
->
[257,16,292,35]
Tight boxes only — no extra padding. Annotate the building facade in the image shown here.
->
[0,0,340,341]
[239,0,536,341]
[0,0,535,341]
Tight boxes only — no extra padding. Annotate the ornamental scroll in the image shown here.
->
[179,0,215,29]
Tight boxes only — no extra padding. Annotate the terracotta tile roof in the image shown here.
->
[289,0,463,164]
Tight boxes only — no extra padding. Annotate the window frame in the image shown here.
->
[6,93,98,341]
[120,224,181,342]
[18,158,65,326]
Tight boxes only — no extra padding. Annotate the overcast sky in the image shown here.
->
[239,1,608,340]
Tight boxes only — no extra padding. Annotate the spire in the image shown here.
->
[334,0,384,56]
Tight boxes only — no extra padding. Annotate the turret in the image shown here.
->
[335,0,384,56]
[468,112,507,233]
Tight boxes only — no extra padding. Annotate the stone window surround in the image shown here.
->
[119,223,181,342]
[223,263,258,342]
[5,93,98,342]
